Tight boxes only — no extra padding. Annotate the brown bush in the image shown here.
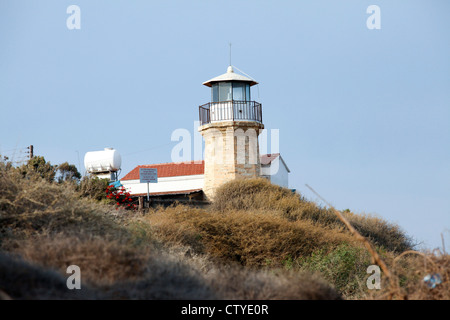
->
[206,266,342,300]
[3,162,437,300]
[6,235,150,285]
[144,206,358,267]
[1,238,341,300]
[212,178,301,214]
[212,178,413,252]
[0,167,128,246]
[0,166,341,300]
[1,236,215,299]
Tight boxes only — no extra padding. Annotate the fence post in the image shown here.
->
[138,196,143,211]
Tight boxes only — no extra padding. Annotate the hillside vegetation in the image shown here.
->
[0,160,448,300]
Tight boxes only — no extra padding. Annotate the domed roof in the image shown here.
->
[202,66,258,87]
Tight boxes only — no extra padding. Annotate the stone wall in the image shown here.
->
[199,121,264,199]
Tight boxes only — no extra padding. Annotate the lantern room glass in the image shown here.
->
[212,84,219,102]
[219,82,232,101]
[232,83,245,101]
[211,82,251,102]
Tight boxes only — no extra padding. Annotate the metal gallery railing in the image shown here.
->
[199,101,262,125]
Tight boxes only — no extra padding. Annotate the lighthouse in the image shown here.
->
[198,66,264,199]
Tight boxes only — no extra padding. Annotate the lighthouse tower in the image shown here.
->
[199,66,264,199]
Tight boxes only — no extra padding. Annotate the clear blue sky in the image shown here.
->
[1,0,449,250]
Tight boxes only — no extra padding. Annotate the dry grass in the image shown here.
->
[213,178,413,253]
[102,251,342,300]
[205,266,342,300]
[364,250,450,300]
[0,166,127,245]
[5,235,150,285]
[1,235,343,300]
[2,163,446,300]
[144,206,358,267]
[0,165,341,300]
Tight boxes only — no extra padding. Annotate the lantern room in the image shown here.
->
[199,66,262,125]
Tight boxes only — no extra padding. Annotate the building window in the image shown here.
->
[212,82,251,102]
[232,83,245,101]
[212,84,219,102]
[219,82,232,101]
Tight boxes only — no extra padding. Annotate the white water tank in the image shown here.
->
[84,148,122,173]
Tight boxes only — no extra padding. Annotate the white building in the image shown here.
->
[120,161,205,199]
[120,153,290,201]
[260,153,290,188]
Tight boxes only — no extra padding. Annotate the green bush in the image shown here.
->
[17,156,56,182]
[297,244,371,297]
[78,176,110,201]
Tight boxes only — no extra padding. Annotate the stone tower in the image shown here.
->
[198,66,264,199]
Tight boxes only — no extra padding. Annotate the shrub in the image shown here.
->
[2,160,434,300]
[106,185,136,210]
[0,167,128,246]
[78,176,110,201]
[297,244,372,297]
[206,266,342,300]
[212,178,300,214]
[372,251,450,300]
[212,178,413,253]
[143,205,357,267]
[8,235,150,285]
[17,156,56,183]
[1,234,342,300]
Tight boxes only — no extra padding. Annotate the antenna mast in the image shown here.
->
[229,42,232,66]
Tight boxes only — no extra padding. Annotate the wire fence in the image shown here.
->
[0,146,32,166]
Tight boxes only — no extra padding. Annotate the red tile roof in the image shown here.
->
[121,154,282,181]
[260,153,280,165]
[121,161,205,181]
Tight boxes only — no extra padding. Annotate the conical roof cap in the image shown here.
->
[202,66,258,87]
